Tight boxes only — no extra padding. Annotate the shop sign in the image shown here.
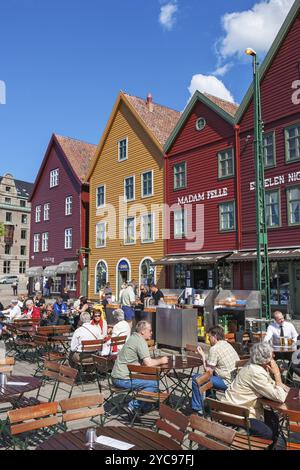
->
[250,172,300,191]
[178,187,228,205]
[118,260,129,272]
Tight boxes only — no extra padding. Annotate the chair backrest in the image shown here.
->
[34,335,51,347]
[156,404,189,444]
[59,394,104,423]
[92,354,114,374]
[13,319,33,327]
[58,364,78,386]
[0,356,15,373]
[206,397,250,430]
[81,339,104,353]
[128,364,160,382]
[235,358,249,371]
[196,371,213,394]
[37,326,55,336]
[110,335,127,351]
[42,360,61,381]
[283,409,300,435]
[189,415,236,450]
[8,402,59,436]
[51,325,72,335]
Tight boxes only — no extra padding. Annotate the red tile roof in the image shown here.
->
[204,93,239,116]
[124,93,181,146]
[55,135,97,183]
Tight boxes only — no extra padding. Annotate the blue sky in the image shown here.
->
[0,0,294,183]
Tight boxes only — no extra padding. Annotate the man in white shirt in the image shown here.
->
[69,312,102,367]
[120,282,136,324]
[111,308,131,352]
[3,300,22,321]
[264,311,298,345]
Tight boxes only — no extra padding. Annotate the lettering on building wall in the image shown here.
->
[178,187,228,205]
[250,173,300,191]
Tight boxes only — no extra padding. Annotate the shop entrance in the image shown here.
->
[117,259,130,300]
[294,263,300,317]
[192,268,208,290]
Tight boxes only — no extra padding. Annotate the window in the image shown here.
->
[21,229,27,240]
[174,208,186,239]
[285,124,300,162]
[124,176,135,201]
[51,276,61,294]
[96,186,105,208]
[141,171,153,198]
[270,262,289,306]
[140,259,155,286]
[3,261,10,274]
[118,138,128,161]
[42,233,49,252]
[21,214,27,224]
[141,214,154,243]
[263,133,276,168]
[174,163,186,190]
[66,273,77,291]
[50,169,59,187]
[64,228,72,249]
[124,217,135,245]
[20,246,26,256]
[65,196,72,216]
[266,190,280,228]
[6,186,10,192]
[20,200,26,208]
[175,264,188,289]
[5,197,11,204]
[19,261,26,274]
[218,148,234,178]
[6,212,12,222]
[35,205,41,223]
[4,245,11,255]
[33,234,40,253]
[219,201,236,231]
[196,117,206,131]
[287,186,300,225]
[95,261,107,293]
[96,222,106,248]
[44,203,50,221]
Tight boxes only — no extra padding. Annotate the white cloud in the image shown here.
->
[218,0,294,59]
[188,74,235,103]
[212,63,233,77]
[159,2,178,31]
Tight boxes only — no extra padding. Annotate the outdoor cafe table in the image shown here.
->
[37,426,182,450]
[260,388,300,436]
[272,345,298,384]
[0,375,41,405]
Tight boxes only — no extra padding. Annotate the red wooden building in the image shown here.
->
[28,134,96,298]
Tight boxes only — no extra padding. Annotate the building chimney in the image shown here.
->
[146,93,154,112]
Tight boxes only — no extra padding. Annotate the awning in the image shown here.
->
[228,249,300,263]
[152,253,231,266]
[56,261,78,274]
[26,266,43,277]
[43,265,59,277]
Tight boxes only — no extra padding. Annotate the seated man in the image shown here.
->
[111,320,168,418]
[40,303,59,326]
[2,299,23,321]
[192,325,240,415]
[264,311,298,345]
[69,312,102,367]
[223,342,288,450]
[53,297,68,316]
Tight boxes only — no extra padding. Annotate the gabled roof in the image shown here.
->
[235,0,300,123]
[0,175,33,199]
[86,91,181,181]
[164,90,238,153]
[29,134,97,202]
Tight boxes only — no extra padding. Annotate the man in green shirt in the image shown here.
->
[112,320,168,417]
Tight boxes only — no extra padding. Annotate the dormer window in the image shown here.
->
[50,169,59,188]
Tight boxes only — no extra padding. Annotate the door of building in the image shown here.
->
[117,259,130,301]
[293,263,300,317]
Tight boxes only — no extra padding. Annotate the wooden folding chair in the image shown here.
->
[206,398,272,450]
[195,370,213,416]
[189,414,236,450]
[76,340,105,389]
[0,357,15,374]
[235,358,249,372]
[109,335,127,355]
[156,403,189,446]
[283,409,300,450]
[127,364,170,427]
[7,402,60,449]
[54,364,78,399]
[59,394,105,428]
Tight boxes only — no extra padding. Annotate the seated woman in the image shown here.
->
[109,308,131,353]
[90,305,108,339]
[223,342,289,450]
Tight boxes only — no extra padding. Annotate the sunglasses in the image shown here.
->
[93,314,101,317]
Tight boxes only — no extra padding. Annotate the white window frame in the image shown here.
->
[50,168,59,188]
[124,217,136,245]
[287,185,300,226]
[266,189,281,228]
[118,137,128,162]
[44,203,50,221]
[96,185,106,209]
[65,196,73,216]
[42,232,49,252]
[64,228,72,249]
[96,222,106,248]
[66,273,77,291]
[174,207,187,239]
[219,201,236,232]
[95,259,109,294]
[124,175,135,202]
[285,123,300,163]
[33,234,40,253]
[141,213,155,243]
[263,132,276,168]
[218,148,235,179]
[141,170,154,198]
[174,162,187,191]
[35,205,41,223]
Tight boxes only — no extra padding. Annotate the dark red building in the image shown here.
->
[230,0,300,317]
[159,91,238,290]
[28,134,96,298]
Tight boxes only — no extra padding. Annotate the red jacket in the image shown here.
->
[24,306,41,319]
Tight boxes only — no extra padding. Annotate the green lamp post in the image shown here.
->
[245,48,271,320]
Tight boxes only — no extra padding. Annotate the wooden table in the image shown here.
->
[260,387,300,414]
[0,375,41,404]
[37,426,182,450]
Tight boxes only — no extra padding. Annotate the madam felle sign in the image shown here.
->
[178,187,228,205]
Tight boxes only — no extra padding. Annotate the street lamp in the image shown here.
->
[245,48,271,320]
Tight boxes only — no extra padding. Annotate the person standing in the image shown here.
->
[150,284,164,306]
[120,282,136,324]
[34,279,41,294]
[12,280,18,296]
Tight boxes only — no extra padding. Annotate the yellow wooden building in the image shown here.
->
[86,91,180,300]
